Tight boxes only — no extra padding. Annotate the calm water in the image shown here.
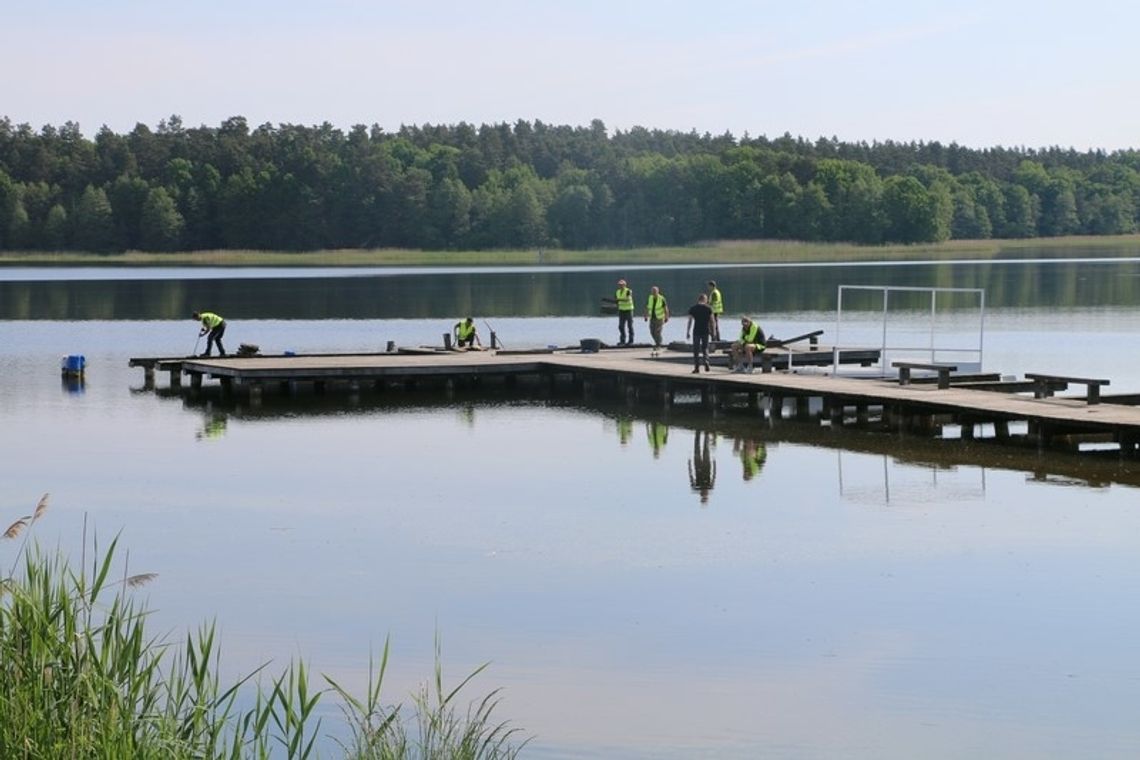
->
[3,254,1140,758]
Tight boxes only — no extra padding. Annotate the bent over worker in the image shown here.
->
[453,317,482,349]
[193,311,227,357]
[729,316,765,373]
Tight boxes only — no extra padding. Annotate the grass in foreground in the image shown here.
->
[1,495,528,759]
[1,233,1138,268]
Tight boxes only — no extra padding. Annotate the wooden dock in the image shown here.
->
[129,344,1140,457]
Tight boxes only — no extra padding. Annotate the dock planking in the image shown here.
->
[130,344,1140,456]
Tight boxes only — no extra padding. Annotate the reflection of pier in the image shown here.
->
[130,344,1140,457]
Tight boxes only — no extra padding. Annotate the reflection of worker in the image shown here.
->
[729,317,765,373]
[618,416,633,445]
[644,286,670,353]
[196,414,228,441]
[687,430,717,505]
[735,438,767,481]
[706,280,724,341]
[453,317,482,348]
[193,311,227,357]
[646,421,669,458]
[615,278,635,345]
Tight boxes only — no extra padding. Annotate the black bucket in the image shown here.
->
[580,338,602,353]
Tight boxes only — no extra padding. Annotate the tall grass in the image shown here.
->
[1,495,528,759]
[2,232,1138,267]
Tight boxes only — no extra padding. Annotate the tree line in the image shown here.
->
[0,116,1137,253]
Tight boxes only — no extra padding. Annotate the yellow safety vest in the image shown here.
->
[709,288,724,315]
[200,312,224,329]
[616,287,634,311]
[647,293,667,320]
[740,322,763,346]
[456,321,476,340]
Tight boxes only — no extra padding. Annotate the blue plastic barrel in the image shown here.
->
[61,355,86,374]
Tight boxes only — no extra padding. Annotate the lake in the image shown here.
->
[3,251,1140,758]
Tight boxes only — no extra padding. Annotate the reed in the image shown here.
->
[1,495,528,759]
[1,233,1137,268]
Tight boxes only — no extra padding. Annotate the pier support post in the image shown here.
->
[143,366,155,389]
[855,403,869,425]
[169,369,182,388]
[189,372,202,390]
[995,419,1011,441]
[248,383,263,408]
[796,396,811,420]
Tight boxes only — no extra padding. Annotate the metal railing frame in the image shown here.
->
[831,285,986,376]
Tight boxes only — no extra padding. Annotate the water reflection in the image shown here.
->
[60,373,85,395]
[687,431,718,505]
[735,438,768,482]
[646,421,669,459]
[6,255,1140,320]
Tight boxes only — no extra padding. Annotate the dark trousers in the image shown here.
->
[205,322,227,356]
[692,332,709,367]
[618,310,634,344]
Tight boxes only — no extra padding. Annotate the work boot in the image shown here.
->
[691,367,700,374]
[704,359,711,372]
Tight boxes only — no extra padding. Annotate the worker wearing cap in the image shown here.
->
[615,278,635,345]
[729,316,765,373]
[707,280,724,341]
[193,311,227,357]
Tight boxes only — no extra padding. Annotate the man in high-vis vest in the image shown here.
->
[193,311,227,357]
[706,280,724,341]
[644,285,670,354]
[453,317,482,349]
[729,316,765,373]
[615,278,635,345]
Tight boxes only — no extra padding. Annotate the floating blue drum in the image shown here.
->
[61,354,86,375]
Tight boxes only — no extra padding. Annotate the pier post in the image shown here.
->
[189,372,202,390]
[995,419,1011,441]
[386,340,396,352]
[143,365,155,389]
[443,333,453,350]
[169,368,182,388]
[796,396,811,420]
[248,383,263,408]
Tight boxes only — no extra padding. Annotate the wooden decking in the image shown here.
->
[129,344,1140,456]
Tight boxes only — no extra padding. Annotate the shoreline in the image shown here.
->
[1,234,1138,268]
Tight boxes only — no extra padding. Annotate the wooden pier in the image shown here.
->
[130,343,1140,457]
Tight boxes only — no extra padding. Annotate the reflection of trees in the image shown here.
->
[687,431,717,505]
[5,257,1140,320]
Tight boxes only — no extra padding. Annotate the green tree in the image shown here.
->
[881,175,941,243]
[42,203,69,249]
[72,185,116,252]
[139,186,185,251]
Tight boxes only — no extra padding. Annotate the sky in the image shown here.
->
[2,0,1137,151]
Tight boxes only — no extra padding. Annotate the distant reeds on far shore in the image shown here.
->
[1,233,1138,269]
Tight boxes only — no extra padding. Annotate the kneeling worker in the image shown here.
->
[453,317,482,349]
[729,316,765,373]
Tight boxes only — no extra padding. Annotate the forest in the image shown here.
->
[0,116,1137,253]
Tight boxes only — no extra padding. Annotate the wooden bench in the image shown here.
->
[1024,372,1111,405]
[892,361,959,390]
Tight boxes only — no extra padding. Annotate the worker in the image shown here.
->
[192,311,227,357]
[644,285,670,354]
[686,292,713,373]
[453,317,482,349]
[729,316,765,373]
[615,278,635,345]
[707,280,724,341]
